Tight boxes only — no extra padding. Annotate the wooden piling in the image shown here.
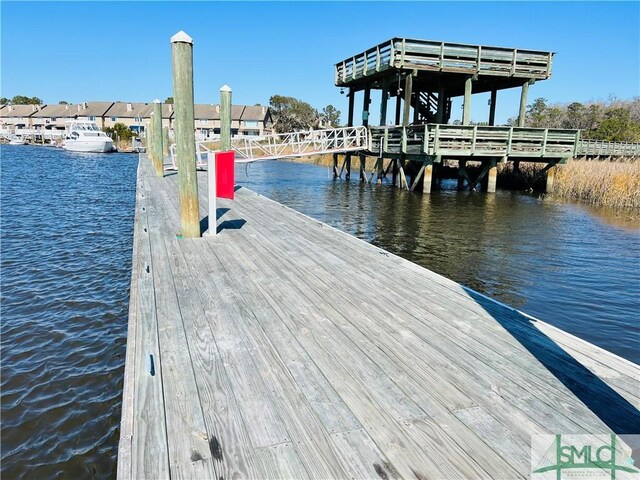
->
[360,86,371,182]
[147,120,154,156]
[487,160,497,193]
[220,85,232,151]
[489,89,497,126]
[171,30,200,238]
[379,77,389,126]
[458,160,467,190]
[518,80,531,127]
[436,84,445,123]
[422,160,433,194]
[463,76,473,125]
[163,126,170,157]
[152,99,164,176]
[546,164,556,192]
[402,72,413,126]
[345,89,355,180]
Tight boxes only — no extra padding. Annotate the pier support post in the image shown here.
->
[345,88,355,180]
[463,76,473,125]
[361,85,371,182]
[163,126,170,157]
[332,153,338,178]
[171,30,200,238]
[518,80,532,127]
[403,71,414,126]
[152,99,164,176]
[458,160,467,190]
[436,84,445,124]
[380,77,389,126]
[546,164,556,193]
[147,120,153,156]
[422,160,433,194]
[487,159,497,193]
[220,85,232,151]
[489,89,497,126]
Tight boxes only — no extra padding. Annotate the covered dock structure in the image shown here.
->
[333,37,567,193]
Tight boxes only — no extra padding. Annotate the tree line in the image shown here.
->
[5,92,638,142]
[511,97,640,142]
[0,96,69,105]
[269,95,340,133]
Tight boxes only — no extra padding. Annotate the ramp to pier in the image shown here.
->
[118,154,639,479]
[168,125,368,169]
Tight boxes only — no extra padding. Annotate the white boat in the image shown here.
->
[63,120,114,153]
[8,134,27,145]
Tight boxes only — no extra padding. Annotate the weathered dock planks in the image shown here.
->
[118,154,639,479]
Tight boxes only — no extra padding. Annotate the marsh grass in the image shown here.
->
[553,160,640,209]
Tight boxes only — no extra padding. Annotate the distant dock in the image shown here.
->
[117,154,638,479]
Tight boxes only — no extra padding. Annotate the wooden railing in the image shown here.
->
[335,38,554,85]
[576,140,640,158]
[369,124,578,159]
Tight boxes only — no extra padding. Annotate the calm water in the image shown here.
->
[1,146,137,479]
[1,147,639,478]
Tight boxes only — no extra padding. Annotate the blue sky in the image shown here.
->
[1,1,639,125]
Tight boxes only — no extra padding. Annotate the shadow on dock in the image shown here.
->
[466,289,640,436]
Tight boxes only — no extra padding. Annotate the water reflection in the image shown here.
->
[239,161,640,363]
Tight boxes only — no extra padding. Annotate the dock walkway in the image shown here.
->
[118,154,639,479]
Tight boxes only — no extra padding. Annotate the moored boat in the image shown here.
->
[63,120,114,153]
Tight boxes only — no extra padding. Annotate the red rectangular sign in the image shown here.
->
[216,151,235,199]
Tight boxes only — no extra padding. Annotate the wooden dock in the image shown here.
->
[118,154,639,479]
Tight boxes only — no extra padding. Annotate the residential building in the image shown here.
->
[239,105,273,136]
[193,104,273,138]
[0,101,273,137]
[0,104,41,129]
[103,102,174,132]
[73,102,114,129]
[31,104,78,130]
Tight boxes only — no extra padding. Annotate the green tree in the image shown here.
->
[269,95,318,133]
[525,97,548,127]
[589,108,640,142]
[58,100,69,105]
[563,102,585,129]
[11,95,42,105]
[164,97,174,104]
[0,97,7,105]
[104,122,135,141]
[321,105,341,127]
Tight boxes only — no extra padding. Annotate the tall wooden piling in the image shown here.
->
[463,76,473,125]
[163,126,170,157]
[360,86,371,182]
[220,85,232,151]
[152,99,164,176]
[147,120,154,155]
[171,30,200,238]
[345,89,355,180]
[436,84,445,123]
[402,72,413,126]
[518,80,531,127]
[489,89,497,126]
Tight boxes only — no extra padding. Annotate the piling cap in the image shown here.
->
[153,98,161,104]
[171,31,193,44]
[220,85,232,92]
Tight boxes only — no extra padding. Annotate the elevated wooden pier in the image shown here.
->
[331,37,640,192]
[118,154,639,479]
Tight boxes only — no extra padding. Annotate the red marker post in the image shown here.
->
[205,150,235,237]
